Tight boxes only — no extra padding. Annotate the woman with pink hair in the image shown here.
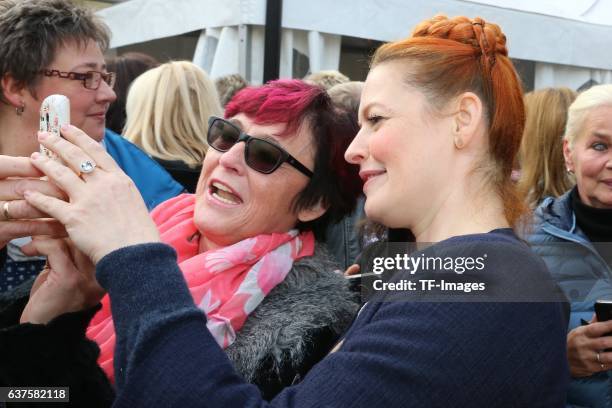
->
[0,79,361,405]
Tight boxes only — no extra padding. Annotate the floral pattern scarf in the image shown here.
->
[86,194,315,382]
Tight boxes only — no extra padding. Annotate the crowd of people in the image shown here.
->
[0,0,611,407]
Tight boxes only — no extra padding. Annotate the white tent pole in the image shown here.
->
[280,29,294,79]
[238,24,251,81]
[210,27,240,79]
[534,63,555,89]
[193,28,219,74]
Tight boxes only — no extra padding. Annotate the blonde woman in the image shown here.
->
[124,61,222,192]
[517,87,577,207]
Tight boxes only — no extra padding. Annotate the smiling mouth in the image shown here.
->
[210,182,242,205]
[361,171,386,183]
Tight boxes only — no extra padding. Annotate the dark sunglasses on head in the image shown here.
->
[207,116,313,178]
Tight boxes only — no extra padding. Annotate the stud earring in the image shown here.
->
[566,168,574,175]
[454,136,464,149]
[15,102,24,116]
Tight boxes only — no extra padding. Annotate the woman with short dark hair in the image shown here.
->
[0,0,183,292]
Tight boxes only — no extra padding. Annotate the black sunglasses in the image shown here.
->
[207,116,313,178]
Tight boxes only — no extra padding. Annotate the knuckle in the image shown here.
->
[109,174,135,192]
[23,222,39,236]
[11,200,26,218]
[86,137,105,153]
[47,238,63,250]
[60,148,84,167]
[574,333,587,346]
[48,164,67,181]
[64,211,81,226]
[593,338,607,350]
[14,179,34,197]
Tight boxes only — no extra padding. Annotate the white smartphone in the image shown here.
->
[39,94,70,160]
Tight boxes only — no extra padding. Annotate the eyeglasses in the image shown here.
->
[207,116,313,178]
[40,69,116,90]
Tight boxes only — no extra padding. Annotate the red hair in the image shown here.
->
[225,79,325,136]
[372,15,526,227]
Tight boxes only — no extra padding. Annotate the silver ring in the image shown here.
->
[3,201,11,221]
[597,352,605,370]
[80,160,96,174]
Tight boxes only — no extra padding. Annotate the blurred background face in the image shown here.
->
[22,39,116,149]
[344,61,455,229]
[565,105,612,208]
[193,113,315,249]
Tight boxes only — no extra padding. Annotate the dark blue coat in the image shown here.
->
[98,230,570,407]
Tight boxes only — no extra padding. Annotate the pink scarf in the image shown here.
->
[86,194,315,382]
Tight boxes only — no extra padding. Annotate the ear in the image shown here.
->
[451,92,483,149]
[1,73,29,108]
[297,200,328,223]
[562,138,575,173]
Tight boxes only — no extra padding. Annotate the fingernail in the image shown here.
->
[31,152,40,160]
[38,131,48,140]
[61,124,70,131]
[23,190,32,198]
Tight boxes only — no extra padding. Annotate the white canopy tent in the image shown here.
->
[97,0,612,89]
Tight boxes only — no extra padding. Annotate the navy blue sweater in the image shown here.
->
[98,231,569,407]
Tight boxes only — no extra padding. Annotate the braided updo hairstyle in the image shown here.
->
[372,15,526,227]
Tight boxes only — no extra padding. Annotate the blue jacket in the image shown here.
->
[97,230,568,407]
[526,190,612,408]
[104,129,184,210]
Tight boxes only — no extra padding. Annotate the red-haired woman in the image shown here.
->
[0,80,361,403]
[3,16,568,407]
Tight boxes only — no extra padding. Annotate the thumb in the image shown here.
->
[29,266,50,296]
[26,237,76,281]
[344,264,361,276]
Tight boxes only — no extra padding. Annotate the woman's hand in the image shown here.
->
[567,317,612,377]
[20,237,104,324]
[344,264,360,276]
[23,126,160,264]
[0,155,66,246]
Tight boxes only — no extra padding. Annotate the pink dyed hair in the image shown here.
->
[224,79,325,135]
[222,79,361,239]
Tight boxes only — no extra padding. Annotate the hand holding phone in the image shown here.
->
[595,300,612,353]
[39,94,70,161]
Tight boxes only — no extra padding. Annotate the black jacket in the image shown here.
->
[153,158,201,194]
[0,244,357,405]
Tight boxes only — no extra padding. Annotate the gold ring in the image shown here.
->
[3,201,11,221]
